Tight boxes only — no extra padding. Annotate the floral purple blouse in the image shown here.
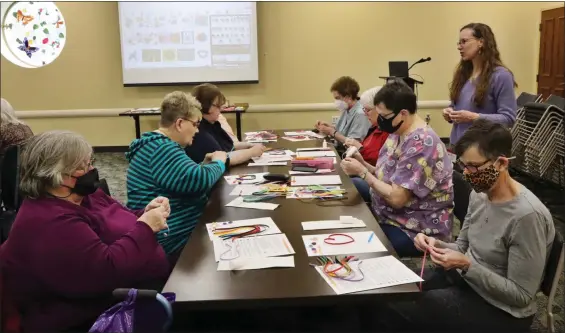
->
[371,126,454,242]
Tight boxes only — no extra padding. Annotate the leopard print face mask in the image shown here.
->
[463,165,500,193]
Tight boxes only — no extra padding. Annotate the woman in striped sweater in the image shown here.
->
[126,91,227,262]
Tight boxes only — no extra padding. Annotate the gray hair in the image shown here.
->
[359,86,382,109]
[20,130,92,199]
[160,91,202,127]
[1,98,23,125]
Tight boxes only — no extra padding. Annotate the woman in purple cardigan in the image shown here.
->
[0,131,171,332]
[443,23,518,146]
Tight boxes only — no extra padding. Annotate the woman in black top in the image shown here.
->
[185,84,265,165]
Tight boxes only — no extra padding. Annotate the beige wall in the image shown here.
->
[1,1,556,146]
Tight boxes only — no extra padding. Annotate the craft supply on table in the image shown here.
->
[290,175,342,186]
[312,256,424,295]
[302,231,387,256]
[206,217,282,241]
[301,216,366,230]
[225,197,279,210]
[286,185,345,199]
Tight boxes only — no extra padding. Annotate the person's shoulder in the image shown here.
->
[513,185,553,223]
[351,102,365,115]
[406,126,442,146]
[492,66,514,81]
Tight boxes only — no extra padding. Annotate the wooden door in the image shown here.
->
[537,7,565,98]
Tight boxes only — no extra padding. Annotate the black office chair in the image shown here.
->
[545,94,565,111]
[0,145,22,243]
[516,92,542,108]
[452,170,472,226]
[540,231,564,333]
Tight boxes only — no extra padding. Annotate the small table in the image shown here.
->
[118,107,246,140]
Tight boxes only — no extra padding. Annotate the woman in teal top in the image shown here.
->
[126,91,227,261]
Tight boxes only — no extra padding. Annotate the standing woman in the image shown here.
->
[443,23,518,146]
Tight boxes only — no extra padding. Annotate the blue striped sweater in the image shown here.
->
[125,132,225,254]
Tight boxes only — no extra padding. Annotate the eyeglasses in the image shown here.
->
[457,37,476,46]
[185,119,200,127]
[456,159,490,173]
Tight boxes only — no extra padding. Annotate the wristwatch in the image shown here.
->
[332,129,338,137]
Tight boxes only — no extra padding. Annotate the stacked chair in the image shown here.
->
[511,93,565,189]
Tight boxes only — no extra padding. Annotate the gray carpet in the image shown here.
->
[95,152,564,332]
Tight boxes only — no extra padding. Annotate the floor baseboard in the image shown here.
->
[93,146,128,153]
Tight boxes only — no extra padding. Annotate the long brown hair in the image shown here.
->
[449,23,517,107]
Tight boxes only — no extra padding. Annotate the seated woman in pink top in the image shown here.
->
[0,130,171,332]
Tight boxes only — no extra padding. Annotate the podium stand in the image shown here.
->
[378,76,423,92]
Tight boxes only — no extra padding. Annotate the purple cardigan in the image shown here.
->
[450,66,517,145]
[0,189,170,332]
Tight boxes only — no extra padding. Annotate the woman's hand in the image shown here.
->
[429,247,470,270]
[315,120,331,129]
[145,196,170,215]
[442,107,453,122]
[340,157,366,176]
[414,233,436,252]
[138,205,169,233]
[318,124,335,136]
[345,138,363,149]
[449,110,479,124]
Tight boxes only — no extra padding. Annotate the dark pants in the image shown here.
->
[381,266,534,332]
[351,177,421,258]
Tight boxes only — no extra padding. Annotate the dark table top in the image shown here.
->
[118,107,246,116]
[163,131,420,310]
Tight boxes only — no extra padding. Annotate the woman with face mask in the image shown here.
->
[315,76,372,147]
[443,23,517,147]
[125,91,227,263]
[384,119,555,331]
[0,131,171,332]
[185,83,266,165]
[341,80,454,257]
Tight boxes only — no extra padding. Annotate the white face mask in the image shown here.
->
[334,99,348,111]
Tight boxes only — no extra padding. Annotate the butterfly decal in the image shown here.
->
[52,15,63,28]
[16,10,34,26]
[18,37,39,58]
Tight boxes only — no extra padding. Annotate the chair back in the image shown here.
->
[545,94,565,110]
[516,92,542,108]
[0,145,21,212]
[541,231,564,296]
[452,170,472,225]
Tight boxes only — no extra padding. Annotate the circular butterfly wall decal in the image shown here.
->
[0,1,66,68]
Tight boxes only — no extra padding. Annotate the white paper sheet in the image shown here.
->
[206,217,282,241]
[217,256,295,271]
[302,216,367,230]
[213,233,295,262]
[289,169,333,175]
[296,148,332,152]
[282,136,316,142]
[302,231,387,256]
[314,256,423,294]
[248,161,288,166]
[228,184,288,196]
[297,151,337,157]
[225,197,279,210]
[290,175,342,186]
[224,172,268,185]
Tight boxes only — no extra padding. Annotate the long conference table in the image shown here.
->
[162,130,420,313]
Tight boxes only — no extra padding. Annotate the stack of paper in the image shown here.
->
[296,150,336,158]
[228,184,288,196]
[245,131,278,143]
[206,217,296,270]
[314,256,423,294]
[302,231,387,256]
[249,150,294,166]
[286,185,344,199]
[301,216,366,230]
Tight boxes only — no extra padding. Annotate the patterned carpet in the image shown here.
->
[95,152,564,332]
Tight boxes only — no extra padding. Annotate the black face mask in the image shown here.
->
[377,112,403,133]
[68,168,101,196]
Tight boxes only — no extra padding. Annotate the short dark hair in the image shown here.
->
[453,118,512,160]
[191,83,226,114]
[373,79,417,114]
[330,76,360,100]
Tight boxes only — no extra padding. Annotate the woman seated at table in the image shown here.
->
[314,76,372,144]
[341,80,454,257]
[126,91,227,260]
[185,83,265,165]
[0,98,33,159]
[343,86,389,166]
[0,130,170,332]
[384,119,555,331]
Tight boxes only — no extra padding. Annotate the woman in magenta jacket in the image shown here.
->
[0,130,171,332]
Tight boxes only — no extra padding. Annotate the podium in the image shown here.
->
[378,76,423,92]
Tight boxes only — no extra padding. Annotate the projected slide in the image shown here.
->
[118,2,258,85]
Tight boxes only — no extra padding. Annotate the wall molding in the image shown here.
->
[15,100,451,119]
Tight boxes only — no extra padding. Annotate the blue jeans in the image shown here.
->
[351,177,421,258]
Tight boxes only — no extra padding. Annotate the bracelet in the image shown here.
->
[360,169,368,180]
[332,129,338,137]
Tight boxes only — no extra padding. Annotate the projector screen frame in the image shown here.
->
[117,1,259,87]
